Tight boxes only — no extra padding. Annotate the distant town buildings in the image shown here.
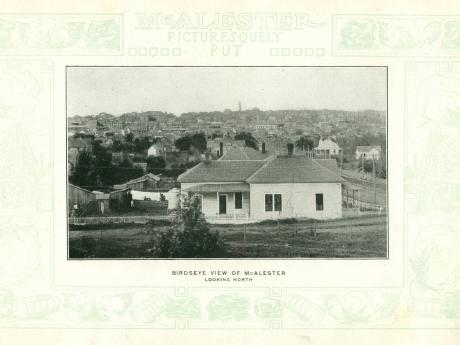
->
[356,146,382,160]
[68,109,386,218]
[314,137,342,157]
[147,139,177,157]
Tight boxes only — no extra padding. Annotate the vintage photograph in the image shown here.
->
[67,66,388,259]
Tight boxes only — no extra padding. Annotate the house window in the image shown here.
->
[265,194,273,212]
[274,194,282,212]
[235,192,243,209]
[219,194,227,214]
[265,194,282,212]
[316,193,324,211]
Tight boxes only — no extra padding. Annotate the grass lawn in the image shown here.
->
[69,215,387,259]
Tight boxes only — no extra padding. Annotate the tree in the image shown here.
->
[174,132,207,152]
[113,139,123,151]
[93,144,113,186]
[112,159,143,184]
[126,132,134,142]
[147,194,222,258]
[134,136,152,153]
[295,136,314,151]
[190,132,207,152]
[70,150,96,188]
[146,156,166,175]
[174,136,192,151]
[235,132,258,151]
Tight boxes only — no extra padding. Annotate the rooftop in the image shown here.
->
[177,160,266,183]
[247,156,344,184]
[178,156,344,184]
[114,173,161,189]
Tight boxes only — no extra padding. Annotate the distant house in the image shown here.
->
[148,140,176,157]
[113,173,161,191]
[147,143,162,157]
[68,184,96,214]
[314,137,342,157]
[355,146,382,160]
[178,150,344,224]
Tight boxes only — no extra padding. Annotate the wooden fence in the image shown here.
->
[69,215,171,225]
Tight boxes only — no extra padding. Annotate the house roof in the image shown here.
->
[178,156,344,184]
[177,160,266,183]
[356,145,382,153]
[219,145,272,161]
[315,159,340,174]
[315,138,340,150]
[114,173,161,189]
[247,156,345,184]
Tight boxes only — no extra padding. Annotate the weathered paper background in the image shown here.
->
[1,0,459,344]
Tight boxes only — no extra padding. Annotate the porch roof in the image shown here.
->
[184,183,250,193]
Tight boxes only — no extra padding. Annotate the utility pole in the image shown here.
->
[373,158,376,205]
[340,150,343,175]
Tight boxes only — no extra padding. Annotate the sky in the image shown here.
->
[67,66,387,117]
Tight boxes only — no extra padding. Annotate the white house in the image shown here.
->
[147,143,163,157]
[147,138,176,157]
[355,146,382,160]
[177,152,344,224]
[314,137,342,157]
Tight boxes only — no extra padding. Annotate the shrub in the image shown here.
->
[146,194,222,258]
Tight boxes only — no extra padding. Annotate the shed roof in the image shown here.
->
[113,173,161,189]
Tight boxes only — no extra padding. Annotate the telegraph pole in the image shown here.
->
[373,158,376,205]
[340,150,343,175]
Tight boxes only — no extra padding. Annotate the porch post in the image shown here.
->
[248,188,251,219]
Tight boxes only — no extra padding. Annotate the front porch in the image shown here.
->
[183,183,251,224]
